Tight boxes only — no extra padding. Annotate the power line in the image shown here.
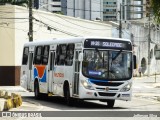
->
[0,17,28,19]
[36,13,113,31]
[33,17,81,37]
[0,25,28,32]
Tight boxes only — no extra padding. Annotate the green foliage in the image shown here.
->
[0,0,28,6]
[151,0,160,24]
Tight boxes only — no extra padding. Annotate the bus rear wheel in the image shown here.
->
[106,100,115,108]
[34,81,41,99]
[64,86,74,106]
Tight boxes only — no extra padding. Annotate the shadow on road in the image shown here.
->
[22,96,127,110]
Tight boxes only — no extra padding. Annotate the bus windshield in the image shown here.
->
[82,49,132,80]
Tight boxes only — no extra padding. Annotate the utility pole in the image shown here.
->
[73,0,75,17]
[147,12,151,76]
[29,0,33,42]
[119,3,122,38]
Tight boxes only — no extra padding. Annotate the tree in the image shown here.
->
[0,0,28,6]
[151,0,160,24]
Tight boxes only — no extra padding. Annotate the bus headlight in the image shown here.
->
[81,80,94,90]
[120,83,132,92]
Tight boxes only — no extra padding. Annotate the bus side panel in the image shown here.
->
[53,66,74,96]
[34,65,48,93]
[64,66,74,96]
[53,66,64,96]
[20,65,29,90]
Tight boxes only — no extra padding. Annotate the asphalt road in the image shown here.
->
[6,95,160,120]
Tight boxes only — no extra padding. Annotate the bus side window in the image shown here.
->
[34,46,43,64]
[65,44,75,66]
[55,45,59,65]
[57,44,66,65]
[42,46,49,65]
[22,47,29,65]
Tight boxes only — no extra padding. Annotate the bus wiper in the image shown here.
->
[112,50,122,61]
[95,48,102,59]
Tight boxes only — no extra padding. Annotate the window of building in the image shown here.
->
[65,44,75,66]
[52,5,61,7]
[53,0,60,1]
[22,47,29,65]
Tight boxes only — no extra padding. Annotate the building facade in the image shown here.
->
[62,0,103,20]
[35,0,103,20]
[36,0,148,21]
[37,0,61,13]
[103,0,118,21]
[103,0,146,21]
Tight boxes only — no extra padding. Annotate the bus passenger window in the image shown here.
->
[55,45,59,65]
[57,44,66,65]
[65,44,75,66]
[34,46,43,64]
[42,46,49,65]
[22,47,29,65]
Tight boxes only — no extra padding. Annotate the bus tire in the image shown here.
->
[64,84,73,106]
[34,81,41,99]
[106,100,115,108]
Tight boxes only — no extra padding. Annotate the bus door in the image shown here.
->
[28,51,34,91]
[48,51,55,93]
[73,50,81,96]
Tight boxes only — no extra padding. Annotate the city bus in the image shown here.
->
[20,37,136,107]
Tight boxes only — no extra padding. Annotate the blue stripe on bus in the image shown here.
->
[88,79,108,83]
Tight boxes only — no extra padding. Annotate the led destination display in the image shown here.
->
[84,39,132,50]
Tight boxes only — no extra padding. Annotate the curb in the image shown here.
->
[0,90,22,111]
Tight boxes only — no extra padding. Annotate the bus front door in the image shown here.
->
[48,51,55,94]
[73,50,81,96]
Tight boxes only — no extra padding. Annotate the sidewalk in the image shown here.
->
[133,75,160,102]
[0,86,28,111]
[0,86,27,93]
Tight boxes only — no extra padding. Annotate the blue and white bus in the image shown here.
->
[21,37,136,107]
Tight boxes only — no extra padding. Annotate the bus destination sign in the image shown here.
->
[84,39,132,50]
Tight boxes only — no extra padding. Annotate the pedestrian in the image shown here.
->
[138,66,142,77]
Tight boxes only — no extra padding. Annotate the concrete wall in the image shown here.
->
[0,5,15,66]
[0,5,18,85]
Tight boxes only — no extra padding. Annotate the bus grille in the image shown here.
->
[91,81,123,86]
[98,92,116,97]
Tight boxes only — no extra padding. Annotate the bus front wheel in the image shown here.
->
[106,100,115,108]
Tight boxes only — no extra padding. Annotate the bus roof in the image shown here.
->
[24,37,131,46]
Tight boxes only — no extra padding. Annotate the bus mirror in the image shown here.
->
[133,55,136,69]
[78,53,83,61]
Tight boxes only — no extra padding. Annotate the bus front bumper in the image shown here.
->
[78,86,132,101]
